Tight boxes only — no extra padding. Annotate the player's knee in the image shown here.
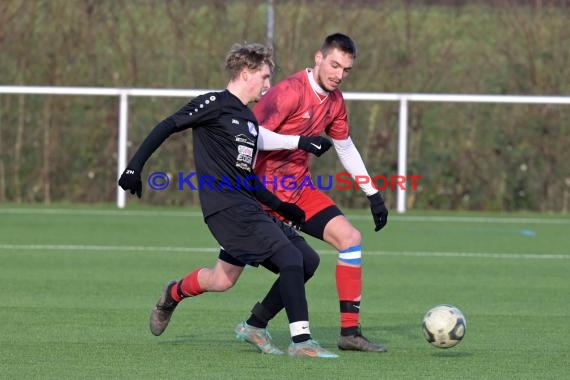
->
[292,237,320,279]
[271,245,304,270]
[303,250,320,279]
[336,227,361,251]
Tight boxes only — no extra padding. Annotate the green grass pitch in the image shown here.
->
[1,204,568,379]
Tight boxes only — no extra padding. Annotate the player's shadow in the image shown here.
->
[155,322,474,355]
[266,324,418,346]
[160,334,290,355]
[363,323,419,340]
[431,351,473,358]
[158,335,228,345]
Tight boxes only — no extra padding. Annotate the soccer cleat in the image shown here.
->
[149,280,179,336]
[288,339,339,358]
[337,326,388,352]
[235,321,284,355]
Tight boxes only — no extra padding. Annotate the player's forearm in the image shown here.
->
[248,175,282,210]
[332,137,378,196]
[257,126,300,151]
[128,117,178,171]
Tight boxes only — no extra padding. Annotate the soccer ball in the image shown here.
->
[422,304,466,348]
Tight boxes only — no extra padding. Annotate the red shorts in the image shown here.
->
[269,186,337,221]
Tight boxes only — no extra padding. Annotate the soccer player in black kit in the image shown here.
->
[118,43,337,358]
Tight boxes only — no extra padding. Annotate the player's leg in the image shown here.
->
[322,214,363,332]
[244,234,320,329]
[149,252,245,336]
[264,243,336,358]
[216,208,334,358]
[235,222,322,355]
[300,189,387,352]
[198,252,246,292]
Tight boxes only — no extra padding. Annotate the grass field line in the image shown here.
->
[0,207,569,224]
[1,243,568,260]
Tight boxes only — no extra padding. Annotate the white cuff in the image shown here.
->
[257,126,300,151]
[289,321,311,337]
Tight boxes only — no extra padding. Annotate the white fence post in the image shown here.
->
[397,97,409,213]
[117,91,129,209]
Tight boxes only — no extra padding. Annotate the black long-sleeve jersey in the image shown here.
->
[127,89,281,218]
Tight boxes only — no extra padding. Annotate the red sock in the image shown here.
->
[336,264,362,328]
[170,268,204,302]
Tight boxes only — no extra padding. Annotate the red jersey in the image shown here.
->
[253,69,350,203]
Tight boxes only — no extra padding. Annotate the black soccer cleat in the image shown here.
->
[149,280,179,336]
[337,326,388,352]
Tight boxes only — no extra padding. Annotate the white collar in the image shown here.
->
[306,68,328,97]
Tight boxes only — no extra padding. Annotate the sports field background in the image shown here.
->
[1,204,568,379]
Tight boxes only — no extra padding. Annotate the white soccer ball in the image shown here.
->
[422,304,466,348]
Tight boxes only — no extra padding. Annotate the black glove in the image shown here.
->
[367,192,388,231]
[276,202,306,229]
[118,168,142,198]
[298,136,332,157]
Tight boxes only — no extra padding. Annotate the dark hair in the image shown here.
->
[319,33,357,59]
[225,43,275,80]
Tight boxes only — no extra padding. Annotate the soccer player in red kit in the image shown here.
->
[234,33,389,353]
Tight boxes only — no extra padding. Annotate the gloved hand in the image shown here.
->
[367,192,388,231]
[118,168,142,198]
[298,136,333,157]
[276,202,306,229]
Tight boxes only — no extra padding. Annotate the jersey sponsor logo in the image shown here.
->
[235,162,251,171]
[302,111,311,119]
[247,121,258,136]
[235,134,255,146]
[237,154,252,164]
[232,119,240,125]
[238,145,253,157]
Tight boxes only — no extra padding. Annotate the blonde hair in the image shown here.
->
[225,43,275,80]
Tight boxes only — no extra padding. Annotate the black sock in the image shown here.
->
[279,266,308,323]
[246,315,265,328]
[246,302,273,328]
[292,334,310,343]
[340,326,359,336]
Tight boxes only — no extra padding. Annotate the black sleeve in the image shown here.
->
[170,93,221,131]
[249,176,282,210]
[127,93,221,172]
[127,116,178,172]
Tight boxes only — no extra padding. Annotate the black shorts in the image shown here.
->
[206,203,300,266]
